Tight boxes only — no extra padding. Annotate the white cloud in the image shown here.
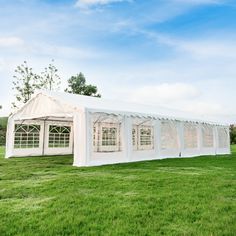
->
[75,0,130,8]
[138,29,236,60]
[0,37,24,47]
[105,81,235,123]
[177,40,236,60]
[181,101,222,115]
[117,83,200,104]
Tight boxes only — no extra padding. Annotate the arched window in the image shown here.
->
[93,113,122,152]
[48,125,71,148]
[14,124,40,149]
[132,118,154,151]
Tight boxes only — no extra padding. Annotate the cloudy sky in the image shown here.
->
[0,0,236,122]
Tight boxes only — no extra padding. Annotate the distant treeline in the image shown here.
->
[0,117,7,146]
[230,125,236,145]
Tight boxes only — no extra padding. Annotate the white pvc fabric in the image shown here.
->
[184,123,198,149]
[202,125,214,148]
[5,92,231,167]
[161,121,179,150]
[92,113,122,152]
[218,127,229,148]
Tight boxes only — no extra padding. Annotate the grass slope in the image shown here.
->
[0,147,236,236]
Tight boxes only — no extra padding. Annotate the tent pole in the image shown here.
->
[42,118,47,156]
[72,121,74,155]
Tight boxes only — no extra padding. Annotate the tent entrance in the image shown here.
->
[12,118,74,157]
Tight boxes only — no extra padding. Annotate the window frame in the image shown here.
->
[48,125,71,149]
[93,122,121,152]
[132,124,154,151]
[14,124,41,149]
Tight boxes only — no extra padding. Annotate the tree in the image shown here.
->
[40,60,61,91]
[65,73,101,97]
[12,61,40,108]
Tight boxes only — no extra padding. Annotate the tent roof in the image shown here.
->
[12,91,229,126]
[36,91,227,126]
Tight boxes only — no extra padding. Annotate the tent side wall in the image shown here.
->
[5,115,15,158]
[84,111,129,166]
[75,111,230,167]
[6,119,45,158]
[5,118,74,158]
[181,123,201,158]
[216,126,231,155]
[73,110,89,167]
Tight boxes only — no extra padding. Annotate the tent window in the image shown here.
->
[218,127,228,148]
[93,122,121,152]
[132,125,154,150]
[202,125,214,148]
[184,123,198,149]
[48,125,71,148]
[161,121,179,150]
[14,124,40,149]
[102,127,117,146]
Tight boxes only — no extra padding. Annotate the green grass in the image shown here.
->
[0,147,235,236]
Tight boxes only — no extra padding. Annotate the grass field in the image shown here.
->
[0,147,236,236]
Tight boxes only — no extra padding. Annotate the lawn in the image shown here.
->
[0,147,235,236]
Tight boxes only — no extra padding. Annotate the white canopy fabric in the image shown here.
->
[12,91,229,126]
[6,91,230,167]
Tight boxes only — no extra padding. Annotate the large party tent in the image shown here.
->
[5,91,231,167]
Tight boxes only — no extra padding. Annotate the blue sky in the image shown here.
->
[0,0,236,122]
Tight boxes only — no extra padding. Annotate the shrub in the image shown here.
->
[0,117,7,146]
[230,125,236,144]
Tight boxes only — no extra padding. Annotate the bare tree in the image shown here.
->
[40,60,61,91]
[12,61,40,108]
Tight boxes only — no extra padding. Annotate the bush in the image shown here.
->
[230,125,236,145]
[0,117,7,146]
[0,129,6,145]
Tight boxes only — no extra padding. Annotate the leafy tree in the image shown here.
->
[12,61,40,108]
[65,73,101,97]
[40,60,61,91]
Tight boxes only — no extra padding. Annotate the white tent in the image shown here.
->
[5,91,231,167]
